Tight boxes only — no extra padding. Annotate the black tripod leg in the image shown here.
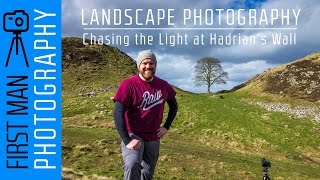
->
[5,37,15,67]
[16,37,19,55]
[19,37,29,67]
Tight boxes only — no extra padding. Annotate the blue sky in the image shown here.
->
[62,0,320,93]
[230,0,267,9]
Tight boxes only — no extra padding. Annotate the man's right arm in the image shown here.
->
[113,101,132,145]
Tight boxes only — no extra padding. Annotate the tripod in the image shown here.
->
[263,167,271,180]
[5,32,29,67]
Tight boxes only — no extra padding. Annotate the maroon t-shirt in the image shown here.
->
[114,75,176,141]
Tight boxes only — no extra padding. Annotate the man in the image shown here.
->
[113,49,178,180]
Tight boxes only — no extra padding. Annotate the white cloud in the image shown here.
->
[223,60,278,82]
[156,53,195,83]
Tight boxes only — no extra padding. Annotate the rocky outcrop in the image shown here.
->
[248,101,320,123]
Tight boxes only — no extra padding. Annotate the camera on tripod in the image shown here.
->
[3,10,29,67]
[3,10,29,33]
[261,158,271,180]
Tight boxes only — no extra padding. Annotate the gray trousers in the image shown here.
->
[121,134,160,180]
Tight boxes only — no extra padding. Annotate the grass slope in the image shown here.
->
[240,52,320,102]
[63,89,320,179]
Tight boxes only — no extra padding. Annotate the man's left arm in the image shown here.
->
[157,98,178,138]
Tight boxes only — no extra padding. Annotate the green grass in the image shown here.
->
[63,89,320,179]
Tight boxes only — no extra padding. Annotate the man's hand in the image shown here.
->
[157,127,168,138]
[126,139,141,150]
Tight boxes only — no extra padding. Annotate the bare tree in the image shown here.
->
[194,57,228,94]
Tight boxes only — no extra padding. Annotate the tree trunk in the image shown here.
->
[207,85,211,94]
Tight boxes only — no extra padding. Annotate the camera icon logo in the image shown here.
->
[3,10,29,67]
[3,10,29,33]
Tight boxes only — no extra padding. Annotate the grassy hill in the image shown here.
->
[62,38,320,179]
[239,52,320,103]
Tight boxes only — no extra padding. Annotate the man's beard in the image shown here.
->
[140,69,155,81]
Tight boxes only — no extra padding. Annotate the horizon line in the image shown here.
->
[84,27,297,30]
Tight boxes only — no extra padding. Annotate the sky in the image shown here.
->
[62,0,320,93]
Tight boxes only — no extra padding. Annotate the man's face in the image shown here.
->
[139,58,156,81]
